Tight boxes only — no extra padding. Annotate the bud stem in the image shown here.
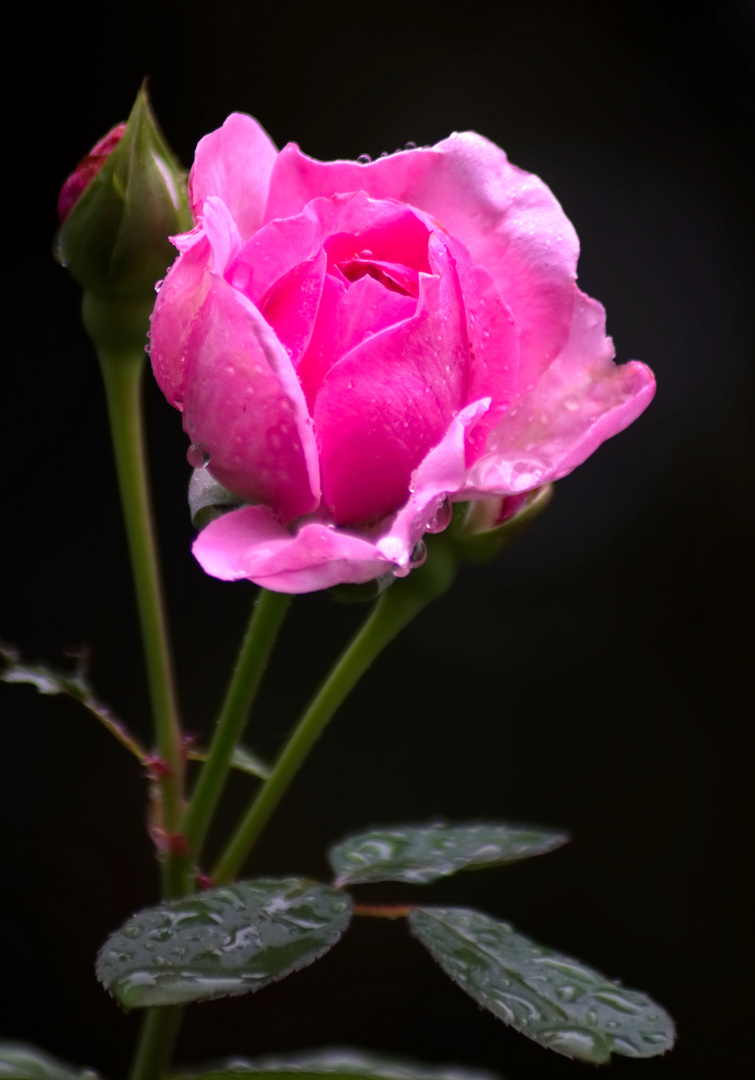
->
[97,342,189,900]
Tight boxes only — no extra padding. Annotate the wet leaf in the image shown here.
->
[0,1044,97,1080]
[409,907,675,1064]
[176,1048,502,1080]
[328,823,568,886]
[96,878,352,1008]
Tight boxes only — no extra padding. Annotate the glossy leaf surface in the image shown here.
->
[329,823,568,886]
[97,878,352,1008]
[409,907,675,1064]
[178,1048,501,1080]
[0,1044,95,1080]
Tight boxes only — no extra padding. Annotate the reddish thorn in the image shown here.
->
[164,831,189,855]
[144,754,172,779]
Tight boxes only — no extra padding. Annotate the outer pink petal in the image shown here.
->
[465,291,656,495]
[377,399,492,572]
[182,274,319,521]
[265,136,578,389]
[193,505,390,593]
[189,113,278,242]
[314,235,469,525]
[150,233,211,409]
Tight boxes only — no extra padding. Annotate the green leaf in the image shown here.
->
[409,907,675,1064]
[174,1048,502,1080]
[0,1044,97,1080]
[230,745,272,780]
[328,823,568,886]
[0,644,145,761]
[96,878,352,1008]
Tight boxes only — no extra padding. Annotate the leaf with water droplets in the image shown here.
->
[96,878,352,1008]
[176,1048,503,1080]
[0,1044,97,1080]
[328,823,568,886]
[409,907,675,1064]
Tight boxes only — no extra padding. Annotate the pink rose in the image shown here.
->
[150,114,655,593]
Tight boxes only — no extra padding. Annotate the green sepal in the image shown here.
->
[56,83,190,306]
[409,907,675,1064]
[449,486,554,565]
[329,822,569,886]
[188,468,246,529]
[96,878,352,1008]
[0,1044,97,1080]
[173,1048,502,1080]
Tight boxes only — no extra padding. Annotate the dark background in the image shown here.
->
[2,1,754,1077]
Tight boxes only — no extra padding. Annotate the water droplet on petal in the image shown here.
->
[187,443,210,469]
[425,497,452,534]
[356,153,371,165]
[564,394,580,412]
[154,278,165,293]
[404,140,417,150]
[409,540,427,569]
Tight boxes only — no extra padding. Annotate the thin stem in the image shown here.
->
[128,1007,182,1080]
[182,588,292,864]
[212,585,428,885]
[97,348,188,899]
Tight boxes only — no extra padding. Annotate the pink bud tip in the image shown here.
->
[57,122,127,223]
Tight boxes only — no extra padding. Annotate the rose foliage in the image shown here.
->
[150,115,655,593]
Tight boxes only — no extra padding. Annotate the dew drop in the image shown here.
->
[356,153,372,165]
[154,278,165,293]
[409,540,427,569]
[564,395,580,412]
[425,497,452,534]
[187,442,211,469]
[404,140,417,150]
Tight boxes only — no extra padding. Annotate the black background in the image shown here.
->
[2,1,754,1077]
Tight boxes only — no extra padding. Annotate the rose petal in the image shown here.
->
[377,398,492,571]
[193,504,390,593]
[314,234,469,524]
[182,274,319,521]
[465,290,656,495]
[298,273,416,407]
[260,248,327,368]
[265,136,578,391]
[150,233,211,409]
[189,113,278,241]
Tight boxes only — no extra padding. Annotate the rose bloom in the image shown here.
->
[150,115,655,593]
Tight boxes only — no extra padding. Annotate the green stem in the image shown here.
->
[182,588,292,865]
[128,1007,182,1080]
[212,585,429,885]
[97,347,188,899]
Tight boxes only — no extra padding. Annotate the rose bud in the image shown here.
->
[150,114,656,594]
[55,84,191,336]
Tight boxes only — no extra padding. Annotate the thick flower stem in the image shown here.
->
[97,346,188,900]
[182,588,292,865]
[212,584,430,885]
[128,1007,182,1080]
